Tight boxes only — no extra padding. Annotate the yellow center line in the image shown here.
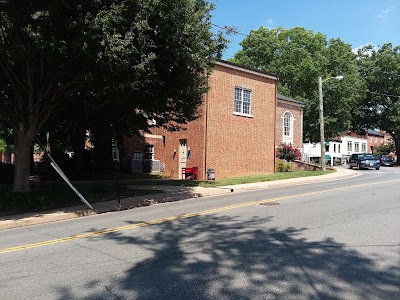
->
[1,179,399,255]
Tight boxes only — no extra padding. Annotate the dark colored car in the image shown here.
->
[379,155,394,167]
[349,153,380,170]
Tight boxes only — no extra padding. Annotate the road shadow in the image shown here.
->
[54,214,399,299]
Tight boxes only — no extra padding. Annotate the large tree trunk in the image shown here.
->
[13,128,34,192]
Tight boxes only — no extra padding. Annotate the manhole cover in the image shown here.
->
[260,202,280,206]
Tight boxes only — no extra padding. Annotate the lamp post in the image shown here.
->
[318,75,343,171]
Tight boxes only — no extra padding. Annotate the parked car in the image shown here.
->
[379,155,394,167]
[349,153,380,170]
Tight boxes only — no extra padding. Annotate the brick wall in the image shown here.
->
[123,61,278,179]
[275,99,303,148]
[205,63,277,178]
[150,114,205,179]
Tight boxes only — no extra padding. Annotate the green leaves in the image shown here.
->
[356,43,400,137]
[231,26,366,141]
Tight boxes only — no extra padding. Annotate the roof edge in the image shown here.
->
[277,93,304,105]
[216,60,278,81]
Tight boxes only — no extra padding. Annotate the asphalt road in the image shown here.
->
[1,167,399,299]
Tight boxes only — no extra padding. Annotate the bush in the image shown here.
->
[276,159,291,172]
[276,144,302,161]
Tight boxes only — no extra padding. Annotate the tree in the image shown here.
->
[355,43,400,164]
[230,27,366,141]
[0,0,226,191]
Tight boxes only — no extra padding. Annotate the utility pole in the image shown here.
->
[318,75,344,172]
[318,76,326,171]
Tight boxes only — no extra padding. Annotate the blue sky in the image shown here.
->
[211,0,400,60]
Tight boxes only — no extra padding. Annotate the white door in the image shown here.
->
[179,139,187,179]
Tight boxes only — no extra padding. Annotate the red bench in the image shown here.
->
[181,167,199,180]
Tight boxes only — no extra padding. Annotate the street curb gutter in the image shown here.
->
[0,168,357,230]
[0,188,233,230]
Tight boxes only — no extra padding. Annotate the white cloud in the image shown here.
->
[351,43,378,56]
[377,6,396,19]
[352,43,376,55]
[265,18,274,28]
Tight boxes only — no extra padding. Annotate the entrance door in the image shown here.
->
[179,139,187,179]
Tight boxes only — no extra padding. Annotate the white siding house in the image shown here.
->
[303,135,368,166]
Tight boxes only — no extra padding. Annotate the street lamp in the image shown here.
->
[318,75,343,171]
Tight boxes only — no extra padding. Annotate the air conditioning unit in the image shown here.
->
[131,152,143,172]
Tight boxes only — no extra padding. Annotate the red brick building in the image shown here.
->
[366,129,384,152]
[275,94,304,148]
[123,60,302,180]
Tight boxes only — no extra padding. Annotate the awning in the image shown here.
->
[325,155,331,159]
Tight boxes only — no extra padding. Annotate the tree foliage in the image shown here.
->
[355,43,400,163]
[230,27,366,141]
[0,0,226,191]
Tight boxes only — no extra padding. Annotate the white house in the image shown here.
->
[303,134,368,166]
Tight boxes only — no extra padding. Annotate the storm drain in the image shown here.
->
[259,202,280,206]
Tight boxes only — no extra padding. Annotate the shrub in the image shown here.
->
[276,144,302,161]
[276,159,291,172]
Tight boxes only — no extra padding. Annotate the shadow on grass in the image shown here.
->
[0,182,163,217]
[53,214,399,299]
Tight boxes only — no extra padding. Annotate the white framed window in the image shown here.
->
[283,111,293,136]
[234,87,252,115]
[370,137,372,142]
[355,142,359,152]
[375,137,377,143]
[362,143,366,152]
[338,144,341,153]
[334,144,337,153]
[144,144,154,160]
[282,111,293,144]
[347,141,352,151]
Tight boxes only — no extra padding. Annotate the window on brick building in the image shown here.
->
[234,87,252,115]
[144,144,154,160]
[282,111,293,144]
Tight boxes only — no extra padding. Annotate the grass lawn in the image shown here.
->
[0,169,334,216]
[118,170,335,187]
[0,182,163,216]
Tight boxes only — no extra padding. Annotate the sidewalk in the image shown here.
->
[0,167,358,230]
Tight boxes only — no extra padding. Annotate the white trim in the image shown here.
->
[233,112,254,118]
[216,61,278,81]
[144,134,163,140]
[282,110,293,145]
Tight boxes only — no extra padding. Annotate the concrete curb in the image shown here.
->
[0,168,357,230]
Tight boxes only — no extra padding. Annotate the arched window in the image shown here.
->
[283,111,293,144]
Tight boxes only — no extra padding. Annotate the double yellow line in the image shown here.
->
[1,179,399,255]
